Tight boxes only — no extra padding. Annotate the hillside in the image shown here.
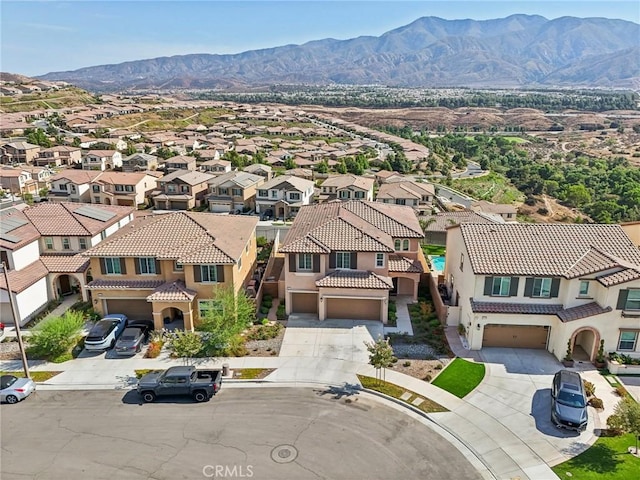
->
[37,15,640,92]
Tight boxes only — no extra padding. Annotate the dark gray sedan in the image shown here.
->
[114,324,151,356]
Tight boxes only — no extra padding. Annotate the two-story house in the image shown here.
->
[255,175,315,219]
[0,168,38,196]
[207,171,264,213]
[152,169,214,210]
[278,200,426,322]
[1,141,41,164]
[200,159,232,175]
[90,171,158,207]
[318,174,374,202]
[36,146,82,167]
[1,203,134,325]
[84,211,258,330]
[443,223,640,362]
[82,150,123,171]
[121,152,159,172]
[48,170,102,203]
[243,163,273,181]
[470,200,518,222]
[376,180,436,216]
[162,155,196,172]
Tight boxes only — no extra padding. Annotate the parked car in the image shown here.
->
[84,314,128,351]
[0,322,5,342]
[551,369,588,432]
[114,321,153,356]
[1,375,36,404]
[137,366,222,403]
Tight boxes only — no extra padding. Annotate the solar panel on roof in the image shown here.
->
[74,205,116,222]
[0,217,28,234]
[0,233,21,243]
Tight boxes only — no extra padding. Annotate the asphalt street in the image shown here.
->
[1,388,482,480]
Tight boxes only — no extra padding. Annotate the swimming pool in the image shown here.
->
[430,255,446,272]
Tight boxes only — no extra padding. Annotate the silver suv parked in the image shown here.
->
[551,370,588,432]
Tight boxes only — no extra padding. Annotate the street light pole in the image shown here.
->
[1,262,30,378]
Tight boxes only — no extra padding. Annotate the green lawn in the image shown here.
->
[431,358,485,398]
[552,433,639,480]
[421,244,446,256]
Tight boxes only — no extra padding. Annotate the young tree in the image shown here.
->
[607,397,640,454]
[364,335,396,384]
[198,284,255,355]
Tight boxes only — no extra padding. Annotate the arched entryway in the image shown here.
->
[570,327,600,362]
[161,307,184,331]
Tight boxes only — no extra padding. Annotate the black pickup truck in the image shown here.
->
[137,366,222,403]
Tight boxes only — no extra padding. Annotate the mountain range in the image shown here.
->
[37,15,640,92]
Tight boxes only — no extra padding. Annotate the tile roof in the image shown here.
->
[470,300,564,315]
[0,208,40,250]
[460,223,640,276]
[280,200,423,254]
[564,248,621,278]
[557,302,612,323]
[84,211,257,264]
[321,174,374,190]
[0,260,48,293]
[316,270,393,289]
[596,268,640,287]
[40,255,90,273]
[49,170,103,184]
[146,280,196,302]
[388,255,424,273]
[87,279,165,289]
[208,171,263,187]
[258,174,314,191]
[23,202,133,236]
[159,169,215,185]
[423,211,502,233]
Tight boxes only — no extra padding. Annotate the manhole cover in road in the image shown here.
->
[271,444,298,464]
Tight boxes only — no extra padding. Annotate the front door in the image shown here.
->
[59,275,72,296]
[391,278,398,295]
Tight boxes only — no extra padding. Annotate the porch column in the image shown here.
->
[184,310,194,332]
[152,311,164,331]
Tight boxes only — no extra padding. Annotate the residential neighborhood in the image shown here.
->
[1,88,639,480]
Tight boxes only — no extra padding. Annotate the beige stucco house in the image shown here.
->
[279,200,427,323]
[84,211,258,330]
[443,223,640,362]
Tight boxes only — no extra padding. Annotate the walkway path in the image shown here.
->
[383,295,413,335]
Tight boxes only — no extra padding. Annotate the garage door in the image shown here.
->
[326,298,381,321]
[482,325,549,349]
[290,293,318,314]
[209,203,231,213]
[105,299,153,321]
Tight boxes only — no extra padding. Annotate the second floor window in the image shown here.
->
[219,188,228,195]
[532,278,552,298]
[289,192,300,200]
[621,290,640,310]
[618,331,638,351]
[354,191,365,199]
[394,239,410,251]
[335,251,351,269]
[271,190,278,198]
[174,261,183,272]
[492,277,511,296]
[297,253,312,271]
[138,257,157,274]
[258,189,268,197]
[201,265,218,283]
[375,253,385,268]
[79,238,87,250]
[339,190,350,199]
[62,237,70,250]
[115,185,124,192]
[579,281,590,296]
[45,237,53,250]
[232,188,242,196]
[104,257,122,274]
[92,185,100,193]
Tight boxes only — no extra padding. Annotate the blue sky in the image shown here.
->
[2,1,639,76]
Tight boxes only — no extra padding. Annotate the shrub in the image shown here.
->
[260,306,269,314]
[222,335,248,357]
[256,236,268,248]
[276,303,287,320]
[403,361,411,367]
[615,385,627,397]
[261,318,270,326]
[423,374,432,382]
[457,323,465,335]
[588,397,604,409]
[167,329,204,359]
[583,380,596,397]
[28,311,84,360]
[434,363,443,370]
[246,322,283,341]
[145,341,163,358]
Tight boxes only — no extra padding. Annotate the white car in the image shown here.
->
[1,375,36,404]
[84,314,128,351]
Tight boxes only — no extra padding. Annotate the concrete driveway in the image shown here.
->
[279,315,382,363]
[474,348,598,466]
